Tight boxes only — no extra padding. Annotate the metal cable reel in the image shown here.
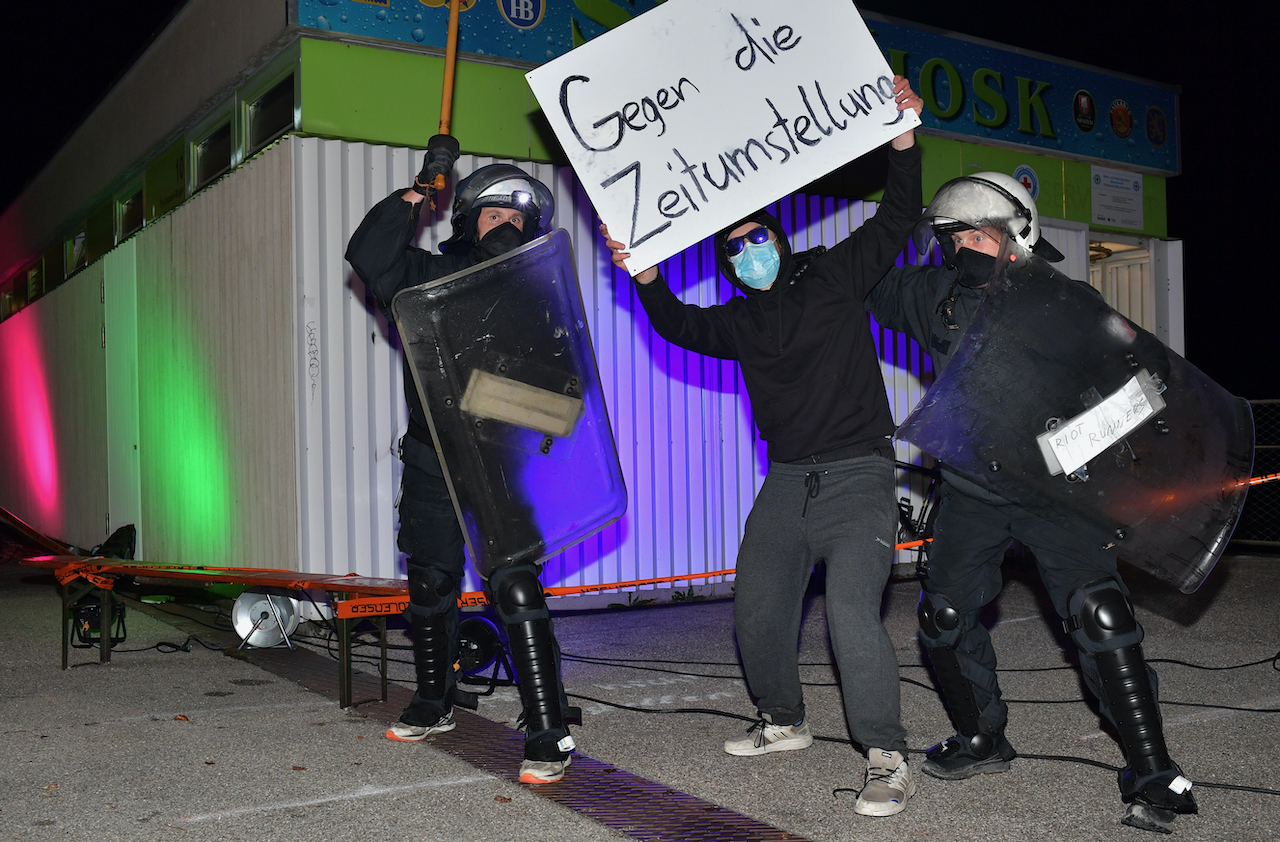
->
[231,590,301,650]
[457,615,503,675]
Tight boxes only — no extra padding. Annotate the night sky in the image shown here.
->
[1,0,1274,398]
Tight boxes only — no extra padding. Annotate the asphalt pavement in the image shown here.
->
[2,551,1278,842]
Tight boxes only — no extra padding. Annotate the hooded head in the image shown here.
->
[439,164,555,256]
[714,210,793,295]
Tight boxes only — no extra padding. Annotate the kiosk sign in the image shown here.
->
[525,0,920,274]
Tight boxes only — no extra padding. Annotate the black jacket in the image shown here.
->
[865,262,981,379]
[866,257,1104,501]
[633,144,923,463]
[346,191,478,470]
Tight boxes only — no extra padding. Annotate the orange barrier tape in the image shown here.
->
[37,537,933,619]
[440,539,932,611]
[1245,471,1280,487]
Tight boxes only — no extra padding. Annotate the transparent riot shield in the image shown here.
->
[391,230,627,578]
[896,255,1254,593]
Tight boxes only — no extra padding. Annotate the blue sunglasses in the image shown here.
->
[725,226,772,257]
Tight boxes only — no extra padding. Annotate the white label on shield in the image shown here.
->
[460,369,584,439]
[1036,371,1166,477]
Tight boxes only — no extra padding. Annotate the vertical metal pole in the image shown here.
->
[61,583,70,670]
[378,616,388,703]
[336,592,353,708]
[100,589,113,664]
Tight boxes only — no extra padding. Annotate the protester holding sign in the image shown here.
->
[865,173,1198,833]
[604,76,923,818]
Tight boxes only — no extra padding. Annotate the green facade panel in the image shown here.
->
[298,38,560,163]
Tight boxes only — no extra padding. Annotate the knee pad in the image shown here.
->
[918,590,965,650]
[1064,578,1144,654]
[407,562,460,617]
[489,563,548,626]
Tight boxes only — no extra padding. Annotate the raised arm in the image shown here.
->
[601,222,739,360]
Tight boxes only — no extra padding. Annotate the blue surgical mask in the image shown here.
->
[730,241,780,289]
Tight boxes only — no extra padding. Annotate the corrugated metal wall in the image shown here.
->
[291,137,958,591]
[0,135,1148,588]
[1091,253,1156,334]
[0,268,109,547]
[0,137,1119,589]
[131,141,298,566]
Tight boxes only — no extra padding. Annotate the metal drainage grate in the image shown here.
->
[434,711,809,842]
[241,645,809,842]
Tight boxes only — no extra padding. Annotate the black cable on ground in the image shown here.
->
[566,691,1280,798]
[103,594,1280,798]
[102,634,224,655]
[562,651,1280,711]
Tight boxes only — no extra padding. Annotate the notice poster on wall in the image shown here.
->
[1090,165,1144,231]
[525,0,919,274]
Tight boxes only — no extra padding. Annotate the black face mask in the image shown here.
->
[475,222,524,260]
[953,247,998,288]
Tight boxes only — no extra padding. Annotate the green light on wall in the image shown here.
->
[138,315,232,557]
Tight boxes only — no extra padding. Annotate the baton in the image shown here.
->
[431,0,463,193]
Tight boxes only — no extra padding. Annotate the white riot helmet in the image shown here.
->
[913,171,1064,266]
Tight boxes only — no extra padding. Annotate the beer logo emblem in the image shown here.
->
[1072,90,1096,133]
[498,0,545,29]
[1109,99,1133,140]
[1145,106,1167,148]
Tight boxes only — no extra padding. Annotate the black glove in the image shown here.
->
[413,134,461,195]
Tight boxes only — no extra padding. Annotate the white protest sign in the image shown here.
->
[525,0,919,275]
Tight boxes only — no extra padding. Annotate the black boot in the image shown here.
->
[490,565,577,783]
[921,644,1016,779]
[1065,580,1197,833]
[387,612,457,741]
[1094,643,1197,833]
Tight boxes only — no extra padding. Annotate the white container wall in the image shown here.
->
[290,137,947,593]
[0,134,1129,594]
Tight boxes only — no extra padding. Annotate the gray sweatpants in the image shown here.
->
[733,454,907,753]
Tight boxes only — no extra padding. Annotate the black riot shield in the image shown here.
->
[391,230,626,578]
[896,256,1254,593]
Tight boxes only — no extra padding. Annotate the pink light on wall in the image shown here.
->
[0,313,61,531]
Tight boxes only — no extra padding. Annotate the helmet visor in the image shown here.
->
[476,178,540,213]
[912,177,1033,257]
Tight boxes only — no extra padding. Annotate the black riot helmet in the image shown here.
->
[439,164,555,255]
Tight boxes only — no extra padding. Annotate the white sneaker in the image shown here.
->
[854,748,915,816]
[385,710,456,742]
[519,755,571,784]
[723,715,813,756]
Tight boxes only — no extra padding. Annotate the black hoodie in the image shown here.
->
[633,145,923,463]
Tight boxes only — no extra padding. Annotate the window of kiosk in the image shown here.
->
[194,122,232,190]
[248,76,295,154]
[66,232,87,278]
[119,187,144,240]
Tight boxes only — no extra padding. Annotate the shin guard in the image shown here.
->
[490,564,575,762]
[1066,580,1196,817]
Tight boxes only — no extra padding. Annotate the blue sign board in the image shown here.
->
[868,16,1179,175]
[295,0,663,64]
[296,1,1179,175]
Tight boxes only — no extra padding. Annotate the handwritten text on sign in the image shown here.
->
[1036,371,1167,478]
[525,0,920,274]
